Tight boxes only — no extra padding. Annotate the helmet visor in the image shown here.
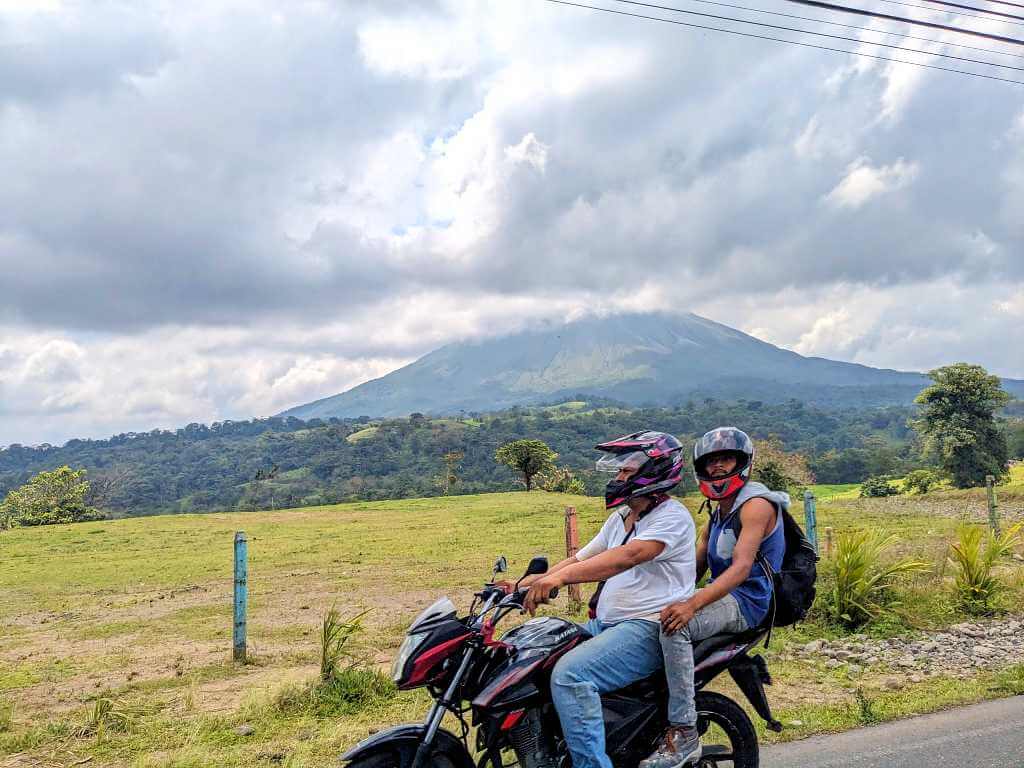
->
[596,450,648,474]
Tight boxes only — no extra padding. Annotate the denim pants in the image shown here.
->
[660,592,749,726]
[550,618,663,768]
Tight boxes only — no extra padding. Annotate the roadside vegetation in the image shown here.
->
[2,470,1022,766]
[2,364,1022,763]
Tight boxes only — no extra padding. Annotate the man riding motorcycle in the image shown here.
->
[521,431,696,768]
[642,427,789,768]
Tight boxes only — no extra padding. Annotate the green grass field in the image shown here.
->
[1,482,1022,767]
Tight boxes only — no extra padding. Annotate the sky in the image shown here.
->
[1,0,1023,446]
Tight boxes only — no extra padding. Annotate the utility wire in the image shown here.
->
[614,0,1024,57]
[776,0,1024,45]
[543,0,1024,83]
[603,0,1024,68]
[867,0,1024,27]
[920,0,1024,19]
[950,0,1024,9]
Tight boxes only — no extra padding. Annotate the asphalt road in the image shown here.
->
[761,696,1024,768]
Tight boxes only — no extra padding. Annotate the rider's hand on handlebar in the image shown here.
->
[493,580,515,595]
[523,573,564,616]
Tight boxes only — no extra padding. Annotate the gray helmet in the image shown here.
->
[693,427,754,500]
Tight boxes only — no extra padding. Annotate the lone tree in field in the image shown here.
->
[495,439,557,491]
[0,466,105,528]
[912,363,1010,488]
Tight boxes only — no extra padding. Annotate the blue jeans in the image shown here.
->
[550,618,663,768]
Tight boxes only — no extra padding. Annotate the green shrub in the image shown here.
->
[275,667,396,717]
[859,476,900,498]
[268,606,397,717]
[71,697,140,738]
[825,530,929,628]
[903,469,940,495]
[1,466,105,527]
[949,524,1023,616]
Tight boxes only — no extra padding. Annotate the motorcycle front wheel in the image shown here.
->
[347,745,459,768]
[694,691,759,768]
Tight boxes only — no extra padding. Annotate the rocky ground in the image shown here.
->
[786,615,1024,684]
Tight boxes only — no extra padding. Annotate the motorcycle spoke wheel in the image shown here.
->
[694,691,758,768]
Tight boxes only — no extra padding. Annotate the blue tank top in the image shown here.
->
[706,482,787,628]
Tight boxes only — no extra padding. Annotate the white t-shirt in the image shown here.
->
[576,498,696,624]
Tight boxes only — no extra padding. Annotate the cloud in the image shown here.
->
[825,157,919,209]
[1,0,1023,444]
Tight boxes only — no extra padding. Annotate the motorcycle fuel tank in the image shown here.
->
[501,616,589,652]
[471,618,590,710]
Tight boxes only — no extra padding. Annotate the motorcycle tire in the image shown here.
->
[347,745,458,768]
[695,691,759,768]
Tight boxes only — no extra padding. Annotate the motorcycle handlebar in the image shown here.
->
[511,586,560,603]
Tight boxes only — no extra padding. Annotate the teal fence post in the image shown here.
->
[985,475,1000,536]
[803,490,819,554]
[233,531,248,662]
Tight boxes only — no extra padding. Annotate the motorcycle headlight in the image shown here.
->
[392,632,428,683]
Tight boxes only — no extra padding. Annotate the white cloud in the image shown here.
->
[1,0,1023,446]
[825,157,919,209]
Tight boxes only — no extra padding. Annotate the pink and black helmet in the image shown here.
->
[595,431,685,509]
[693,427,754,500]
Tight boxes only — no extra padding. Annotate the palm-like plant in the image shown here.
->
[320,607,369,683]
[826,531,929,628]
[949,523,1023,616]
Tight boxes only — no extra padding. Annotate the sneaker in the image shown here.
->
[638,725,702,768]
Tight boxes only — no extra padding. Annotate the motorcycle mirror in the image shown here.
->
[493,556,508,576]
[523,556,549,577]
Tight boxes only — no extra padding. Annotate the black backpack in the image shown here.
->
[733,503,818,627]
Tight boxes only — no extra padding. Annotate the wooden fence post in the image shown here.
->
[564,507,582,609]
[824,526,834,559]
[985,475,1000,536]
[803,490,819,554]
[233,532,248,663]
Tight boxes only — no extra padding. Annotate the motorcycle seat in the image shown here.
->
[606,627,767,700]
[692,627,765,664]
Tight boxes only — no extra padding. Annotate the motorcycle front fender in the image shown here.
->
[341,723,475,768]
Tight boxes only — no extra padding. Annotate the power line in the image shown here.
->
[543,0,1024,83]
[920,0,1024,19]
[617,0,1024,57]
[954,0,1024,9]
[867,0,1024,27]
[604,0,1024,68]
[941,0,1024,8]
[776,0,1024,45]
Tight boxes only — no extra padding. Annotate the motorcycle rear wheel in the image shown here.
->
[694,691,758,768]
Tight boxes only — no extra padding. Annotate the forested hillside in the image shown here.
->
[0,398,943,516]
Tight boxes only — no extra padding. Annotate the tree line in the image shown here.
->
[1,363,1020,521]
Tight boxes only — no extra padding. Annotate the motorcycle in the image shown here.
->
[342,555,782,768]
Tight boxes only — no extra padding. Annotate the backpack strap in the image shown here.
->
[727,503,776,646]
[587,525,636,619]
[587,496,668,619]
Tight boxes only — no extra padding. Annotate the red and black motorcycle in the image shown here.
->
[342,556,782,768]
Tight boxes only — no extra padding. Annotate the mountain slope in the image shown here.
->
[280,313,1024,419]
